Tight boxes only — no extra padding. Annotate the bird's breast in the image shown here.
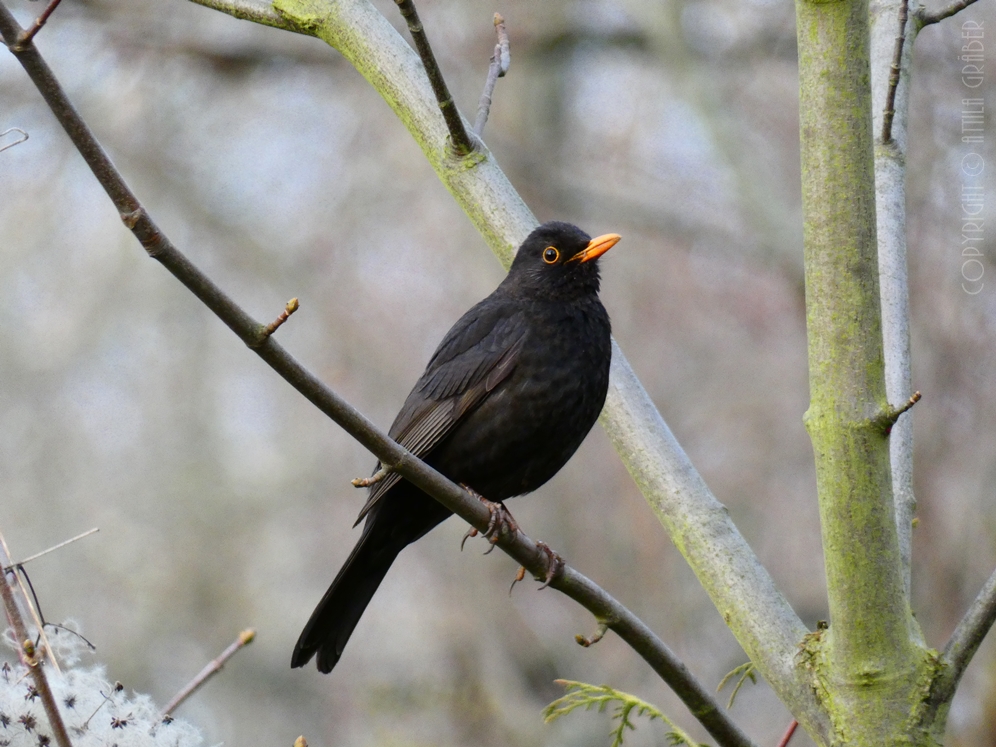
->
[427,298,611,500]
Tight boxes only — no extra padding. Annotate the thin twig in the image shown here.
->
[0,563,74,747]
[933,565,996,706]
[15,0,63,47]
[0,10,755,744]
[918,0,981,25]
[775,720,798,747]
[871,390,921,434]
[11,528,99,567]
[474,13,509,137]
[0,528,58,671]
[0,126,28,153]
[880,0,909,144]
[160,629,256,717]
[249,297,298,347]
[392,0,474,155]
[351,464,391,488]
[576,619,610,647]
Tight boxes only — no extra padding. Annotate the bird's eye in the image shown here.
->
[543,247,560,264]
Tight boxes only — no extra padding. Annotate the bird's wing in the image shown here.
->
[353,302,527,526]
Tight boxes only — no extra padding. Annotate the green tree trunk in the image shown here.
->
[795,0,944,743]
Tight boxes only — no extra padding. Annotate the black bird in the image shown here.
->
[292,221,620,673]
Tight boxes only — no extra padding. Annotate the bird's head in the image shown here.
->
[506,221,621,299]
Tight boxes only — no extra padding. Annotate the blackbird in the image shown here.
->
[292,221,620,673]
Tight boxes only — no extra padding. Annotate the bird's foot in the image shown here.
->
[459,485,519,554]
[481,499,519,555]
[535,541,564,589]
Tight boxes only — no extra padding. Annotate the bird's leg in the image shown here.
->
[535,541,565,589]
[459,485,519,554]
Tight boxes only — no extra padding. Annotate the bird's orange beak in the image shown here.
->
[574,233,621,263]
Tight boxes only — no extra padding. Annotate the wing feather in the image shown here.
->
[353,302,526,525]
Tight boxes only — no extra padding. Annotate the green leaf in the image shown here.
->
[544,679,708,747]
[716,661,757,709]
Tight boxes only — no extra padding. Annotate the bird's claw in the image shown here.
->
[460,527,479,552]
[535,541,564,589]
[509,565,527,595]
[482,499,519,555]
[458,485,519,554]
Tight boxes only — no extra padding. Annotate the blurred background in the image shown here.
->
[1,0,994,744]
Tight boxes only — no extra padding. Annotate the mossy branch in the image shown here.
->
[795,0,942,740]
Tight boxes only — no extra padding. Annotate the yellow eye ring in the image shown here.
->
[542,246,560,264]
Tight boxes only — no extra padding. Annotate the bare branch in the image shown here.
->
[0,565,73,747]
[932,566,996,705]
[870,0,919,599]
[880,0,909,144]
[0,529,59,671]
[0,126,28,153]
[161,629,256,717]
[392,0,474,155]
[776,720,798,747]
[249,297,299,347]
[576,619,610,647]
[474,13,509,137]
[918,0,982,25]
[14,0,63,47]
[0,10,755,744]
[9,528,99,567]
[871,391,921,434]
[351,465,391,488]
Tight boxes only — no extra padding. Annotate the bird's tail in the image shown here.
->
[291,523,403,673]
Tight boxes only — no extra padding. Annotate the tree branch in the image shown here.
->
[0,564,73,747]
[13,0,62,48]
[392,0,474,155]
[917,0,981,25]
[0,9,756,745]
[161,629,256,717]
[187,0,305,32]
[474,13,509,137]
[879,0,909,145]
[0,126,28,153]
[933,565,996,705]
[191,0,828,736]
[870,0,920,600]
[795,0,931,738]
